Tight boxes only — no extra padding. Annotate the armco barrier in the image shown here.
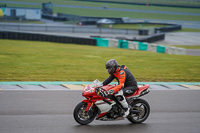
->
[118,40,129,49]
[128,41,139,50]
[138,42,148,51]
[157,45,166,53]
[147,43,157,52]
[132,33,165,43]
[0,30,96,46]
[155,25,181,33]
[165,46,176,54]
[120,22,181,33]
[94,37,186,55]
[95,37,109,47]
[94,33,164,43]
[165,47,186,55]
[108,39,119,48]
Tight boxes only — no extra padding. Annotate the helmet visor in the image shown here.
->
[106,67,113,74]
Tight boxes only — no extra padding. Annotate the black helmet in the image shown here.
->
[105,59,119,74]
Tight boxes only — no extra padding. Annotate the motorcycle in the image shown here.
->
[73,79,150,125]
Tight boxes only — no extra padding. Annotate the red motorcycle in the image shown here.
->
[73,80,150,125]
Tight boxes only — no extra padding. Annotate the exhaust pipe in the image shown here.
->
[139,89,150,97]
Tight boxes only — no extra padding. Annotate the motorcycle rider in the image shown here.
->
[98,59,138,117]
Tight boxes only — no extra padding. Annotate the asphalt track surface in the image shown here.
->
[0,90,200,133]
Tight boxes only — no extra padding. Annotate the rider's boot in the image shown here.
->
[115,90,130,118]
[119,97,130,117]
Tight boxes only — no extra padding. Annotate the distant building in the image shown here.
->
[42,2,53,15]
[1,7,41,20]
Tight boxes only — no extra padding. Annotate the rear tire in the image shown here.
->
[73,102,97,125]
[127,99,150,124]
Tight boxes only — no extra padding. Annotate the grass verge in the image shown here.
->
[0,39,199,82]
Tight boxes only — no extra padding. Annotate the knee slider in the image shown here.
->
[116,95,124,101]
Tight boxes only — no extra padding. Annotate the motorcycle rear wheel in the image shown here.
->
[73,102,97,125]
[127,99,150,124]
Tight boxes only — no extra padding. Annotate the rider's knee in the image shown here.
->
[116,95,124,101]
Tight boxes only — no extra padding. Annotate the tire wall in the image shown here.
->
[0,30,96,46]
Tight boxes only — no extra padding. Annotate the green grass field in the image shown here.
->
[0,39,199,82]
[85,0,200,6]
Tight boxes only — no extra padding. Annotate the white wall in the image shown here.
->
[16,8,25,16]
[25,9,41,20]
[2,7,41,20]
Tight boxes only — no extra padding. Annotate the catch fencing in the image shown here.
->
[0,23,138,35]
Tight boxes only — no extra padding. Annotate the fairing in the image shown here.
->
[81,80,150,119]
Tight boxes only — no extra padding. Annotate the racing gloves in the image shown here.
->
[95,87,114,97]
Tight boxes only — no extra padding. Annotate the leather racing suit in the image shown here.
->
[103,65,137,96]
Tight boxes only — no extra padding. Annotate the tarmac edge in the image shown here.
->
[0,81,199,85]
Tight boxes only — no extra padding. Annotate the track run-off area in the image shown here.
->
[0,82,200,133]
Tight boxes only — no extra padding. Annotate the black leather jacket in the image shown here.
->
[103,65,137,88]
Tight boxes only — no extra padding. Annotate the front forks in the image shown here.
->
[82,100,94,112]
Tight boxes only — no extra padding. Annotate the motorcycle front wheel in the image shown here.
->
[127,99,150,124]
[73,102,98,125]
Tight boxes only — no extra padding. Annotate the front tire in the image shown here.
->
[73,102,97,125]
[127,99,150,124]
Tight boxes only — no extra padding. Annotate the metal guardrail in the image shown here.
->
[0,23,138,35]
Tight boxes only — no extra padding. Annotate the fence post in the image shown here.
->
[45,25,47,32]
[18,24,20,31]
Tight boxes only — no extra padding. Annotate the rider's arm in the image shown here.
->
[103,74,115,86]
[111,70,126,93]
